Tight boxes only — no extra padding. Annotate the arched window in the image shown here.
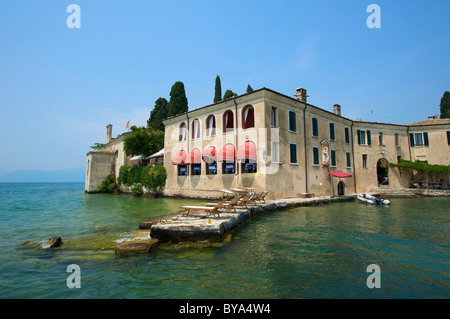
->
[191,118,200,139]
[223,110,234,133]
[242,105,254,129]
[179,122,186,142]
[206,115,216,137]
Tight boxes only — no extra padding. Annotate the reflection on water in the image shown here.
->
[0,183,449,298]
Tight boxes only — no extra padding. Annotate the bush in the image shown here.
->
[97,174,117,193]
[118,164,167,193]
[130,183,143,197]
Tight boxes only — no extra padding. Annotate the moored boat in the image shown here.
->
[357,193,390,205]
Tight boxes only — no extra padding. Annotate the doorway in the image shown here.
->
[337,181,345,196]
[377,158,389,186]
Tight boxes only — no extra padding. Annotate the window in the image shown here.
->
[378,132,383,145]
[357,130,371,145]
[242,105,255,129]
[271,107,277,127]
[330,149,336,167]
[178,165,188,176]
[190,164,201,175]
[346,152,351,168]
[222,162,235,174]
[191,119,200,139]
[272,141,279,162]
[447,131,450,145]
[241,160,257,173]
[223,110,234,133]
[362,154,368,168]
[289,110,296,132]
[179,122,186,141]
[312,118,318,137]
[329,123,335,141]
[206,161,217,175]
[289,143,297,164]
[344,127,350,144]
[206,115,216,137]
[410,132,429,147]
[397,156,402,163]
[395,133,400,146]
[313,146,319,166]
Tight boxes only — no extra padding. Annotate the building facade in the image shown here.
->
[162,87,450,199]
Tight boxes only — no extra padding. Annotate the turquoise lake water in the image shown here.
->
[0,182,448,299]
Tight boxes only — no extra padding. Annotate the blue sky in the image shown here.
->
[0,0,449,172]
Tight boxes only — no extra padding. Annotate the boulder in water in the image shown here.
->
[46,236,62,248]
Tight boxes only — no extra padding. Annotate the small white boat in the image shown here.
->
[357,194,390,205]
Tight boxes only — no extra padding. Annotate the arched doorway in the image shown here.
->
[377,158,389,186]
[337,181,345,196]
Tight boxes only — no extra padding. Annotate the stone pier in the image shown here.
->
[140,195,355,243]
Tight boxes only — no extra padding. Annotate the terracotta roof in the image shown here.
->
[408,118,450,126]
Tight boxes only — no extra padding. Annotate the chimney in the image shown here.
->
[333,104,341,116]
[294,87,308,103]
[106,124,112,144]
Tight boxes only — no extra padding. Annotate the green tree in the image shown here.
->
[246,84,253,93]
[97,174,118,193]
[214,75,222,103]
[223,89,237,100]
[123,126,164,157]
[167,81,188,118]
[90,143,106,150]
[440,91,450,119]
[147,97,168,131]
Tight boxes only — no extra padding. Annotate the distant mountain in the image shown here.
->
[0,167,85,182]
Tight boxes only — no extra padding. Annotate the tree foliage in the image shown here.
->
[123,126,164,157]
[214,75,222,103]
[90,143,106,150]
[97,174,117,193]
[246,84,253,93]
[167,81,188,118]
[223,89,237,100]
[390,159,450,173]
[440,91,450,119]
[147,97,168,131]
[118,164,167,192]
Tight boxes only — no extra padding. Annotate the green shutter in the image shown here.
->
[331,150,336,166]
[409,133,415,147]
[329,123,335,140]
[367,130,371,145]
[357,130,361,145]
[313,147,319,165]
[312,118,318,136]
[423,132,429,146]
[447,131,450,145]
[290,144,297,164]
[345,127,350,143]
[289,111,296,132]
[346,152,351,167]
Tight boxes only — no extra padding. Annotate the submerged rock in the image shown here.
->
[46,236,62,248]
[115,239,158,254]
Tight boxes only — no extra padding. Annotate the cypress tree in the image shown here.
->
[214,75,222,103]
[440,91,450,119]
[167,81,188,118]
[246,84,253,93]
[147,97,168,131]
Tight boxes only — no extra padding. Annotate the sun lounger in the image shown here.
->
[235,193,254,209]
[254,191,269,203]
[180,199,225,218]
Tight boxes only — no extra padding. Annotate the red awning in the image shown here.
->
[329,170,352,178]
[186,148,202,164]
[217,144,235,163]
[236,141,257,162]
[202,146,216,164]
[171,150,187,165]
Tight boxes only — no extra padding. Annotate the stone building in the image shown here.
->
[84,125,132,193]
[161,87,450,199]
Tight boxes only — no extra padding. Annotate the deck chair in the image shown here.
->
[254,191,269,203]
[205,195,242,212]
[235,193,254,209]
[179,199,225,219]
